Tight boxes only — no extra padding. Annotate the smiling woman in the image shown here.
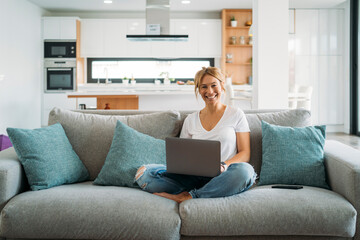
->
[134,66,255,203]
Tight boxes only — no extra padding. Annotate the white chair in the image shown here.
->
[288,84,313,111]
[296,85,313,111]
[224,83,252,109]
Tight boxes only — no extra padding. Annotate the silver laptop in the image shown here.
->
[165,137,221,177]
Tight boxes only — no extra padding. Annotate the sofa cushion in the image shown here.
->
[94,121,166,188]
[245,109,312,175]
[259,121,328,188]
[48,108,181,180]
[0,182,181,240]
[179,185,356,237]
[6,123,89,191]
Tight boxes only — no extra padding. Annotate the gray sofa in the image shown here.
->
[0,108,359,240]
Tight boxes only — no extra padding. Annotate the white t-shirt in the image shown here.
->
[180,106,250,162]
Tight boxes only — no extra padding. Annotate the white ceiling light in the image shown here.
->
[104,0,112,4]
[181,0,191,4]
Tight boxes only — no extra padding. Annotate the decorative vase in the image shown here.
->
[248,36,253,45]
[226,77,232,85]
[239,36,245,45]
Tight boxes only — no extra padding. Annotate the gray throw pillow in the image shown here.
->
[48,108,181,180]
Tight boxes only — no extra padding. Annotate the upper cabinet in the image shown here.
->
[198,20,221,57]
[43,17,79,40]
[80,19,221,58]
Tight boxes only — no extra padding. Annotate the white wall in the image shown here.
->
[0,0,45,134]
[252,0,289,109]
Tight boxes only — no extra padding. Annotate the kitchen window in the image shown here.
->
[87,58,214,84]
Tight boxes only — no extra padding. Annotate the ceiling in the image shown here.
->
[28,0,347,12]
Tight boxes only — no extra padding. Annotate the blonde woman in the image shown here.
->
[135,67,256,203]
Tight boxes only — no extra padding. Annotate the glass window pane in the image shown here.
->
[89,58,213,83]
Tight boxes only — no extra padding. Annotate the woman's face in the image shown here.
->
[199,74,223,105]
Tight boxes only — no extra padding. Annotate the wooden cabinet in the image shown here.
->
[221,9,252,84]
[43,17,78,40]
[67,95,139,110]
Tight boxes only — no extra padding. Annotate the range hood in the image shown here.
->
[126,0,188,42]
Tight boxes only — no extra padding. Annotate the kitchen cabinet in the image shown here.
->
[68,94,138,110]
[43,17,78,40]
[198,20,221,57]
[81,19,104,56]
[104,20,127,56]
[151,21,176,57]
[174,20,198,56]
[292,9,345,127]
[42,93,96,126]
[80,19,221,58]
[42,93,76,126]
[125,19,151,57]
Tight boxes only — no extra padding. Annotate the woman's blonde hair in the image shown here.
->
[194,67,225,97]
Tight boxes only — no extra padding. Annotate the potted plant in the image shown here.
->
[122,77,129,84]
[230,16,237,27]
[160,72,170,85]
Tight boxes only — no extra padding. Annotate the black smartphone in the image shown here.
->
[271,185,303,190]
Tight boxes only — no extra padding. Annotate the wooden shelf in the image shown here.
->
[226,63,252,65]
[226,44,253,47]
[226,26,251,29]
[221,9,253,85]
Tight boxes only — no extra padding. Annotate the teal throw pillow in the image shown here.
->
[258,121,329,189]
[94,120,166,188]
[7,123,89,191]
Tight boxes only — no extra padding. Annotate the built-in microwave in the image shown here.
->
[44,60,76,92]
[44,40,76,58]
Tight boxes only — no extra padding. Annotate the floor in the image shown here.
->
[326,132,360,150]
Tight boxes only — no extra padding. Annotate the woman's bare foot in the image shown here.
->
[154,192,192,203]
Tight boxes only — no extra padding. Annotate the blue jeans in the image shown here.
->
[135,162,257,199]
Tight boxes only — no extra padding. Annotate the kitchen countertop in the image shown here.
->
[68,83,253,97]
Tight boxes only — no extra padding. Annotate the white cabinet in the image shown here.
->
[80,19,221,58]
[125,19,151,57]
[42,93,76,126]
[43,17,78,40]
[104,20,127,56]
[174,20,198,56]
[292,9,345,128]
[198,20,221,57]
[319,9,344,56]
[81,19,104,56]
[151,22,176,57]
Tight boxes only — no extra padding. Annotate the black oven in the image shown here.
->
[44,40,76,58]
[44,60,76,92]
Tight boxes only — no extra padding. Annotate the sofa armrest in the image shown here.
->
[0,147,27,210]
[324,140,360,239]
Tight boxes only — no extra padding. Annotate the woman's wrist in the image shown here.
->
[221,162,228,172]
